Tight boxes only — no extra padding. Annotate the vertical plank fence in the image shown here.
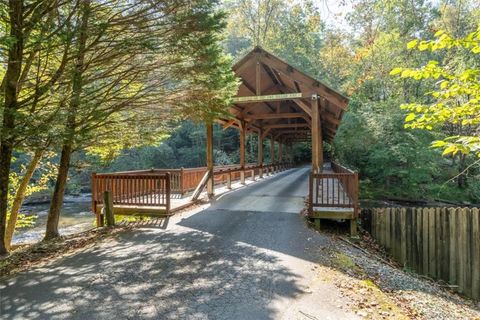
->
[362,207,480,300]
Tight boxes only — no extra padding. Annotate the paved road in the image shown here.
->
[1,167,358,320]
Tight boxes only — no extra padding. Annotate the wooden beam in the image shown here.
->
[223,119,236,130]
[237,81,276,114]
[311,96,321,173]
[271,129,310,134]
[256,55,261,95]
[322,111,341,126]
[270,138,275,164]
[265,123,310,129]
[217,117,262,133]
[245,113,305,120]
[275,131,310,139]
[239,120,246,184]
[206,122,214,197]
[258,53,349,109]
[265,63,284,86]
[258,130,264,177]
[261,127,272,139]
[292,99,312,117]
[269,84,312,117]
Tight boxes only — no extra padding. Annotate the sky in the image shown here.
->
[314,0,354,30]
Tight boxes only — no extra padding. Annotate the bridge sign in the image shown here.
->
[232,92,303,103]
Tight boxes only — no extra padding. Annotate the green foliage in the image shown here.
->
[391,27,480,157]
[330,0,480,201]
[8,154,56,228]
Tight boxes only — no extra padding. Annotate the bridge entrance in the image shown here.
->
[91,47,359,235]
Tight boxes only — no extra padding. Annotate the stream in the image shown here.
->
[13,194,95,245]
[13,194,474,246]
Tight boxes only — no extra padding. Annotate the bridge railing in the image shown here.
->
[92,161,293,199]
[91,172,171,214]
[309,162,359,217]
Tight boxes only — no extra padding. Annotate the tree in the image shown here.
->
[391,27,480,156]
[0,0,77,253]
[390,26,480,187]
[327,0,480,201]
[43,0,238,239]
[0,0,25,254]
[5,150,55,250]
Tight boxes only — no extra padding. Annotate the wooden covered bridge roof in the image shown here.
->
[218,46,349,143]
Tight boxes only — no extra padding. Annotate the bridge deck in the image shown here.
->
[94,169,282,217]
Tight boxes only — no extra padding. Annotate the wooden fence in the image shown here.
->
[362,207,480,300]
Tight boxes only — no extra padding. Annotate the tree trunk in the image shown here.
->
[0,0,24,255]
[4,149,44,250]
[44,0,89,241]
[44,144,72,240]
[457,154,467,189]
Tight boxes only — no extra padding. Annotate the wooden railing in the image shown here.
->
[213,162,291,185]
[309,162,359,217]
[91,162,292,224]
[91,173,171,214]
[115,162,293,195]
[189,162,292,200]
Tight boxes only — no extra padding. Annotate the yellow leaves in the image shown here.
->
[405,113,416,122]
[418,41,430,51]
[432,137,480,157]
[404,27,480,55]
[406,39,418,49]
[389,67,402,76]
[401,69,411,78]
[442,145,457,156]
[431,140,446,148]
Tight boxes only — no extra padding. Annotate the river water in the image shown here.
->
[13,194,95,245]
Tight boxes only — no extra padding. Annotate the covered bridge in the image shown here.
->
[91,47,359,234]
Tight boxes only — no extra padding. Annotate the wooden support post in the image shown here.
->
[287,144,292,166]
[278,141,283,167]
[256,53,262,95]
[258,131,264,178]
[96,211,104,228]
[319,118,324,171]
[350,219,357,237]
[206,122,214,198]
[240,120,246,184]
[270,138,275,173]
[255,55,262,180]
[103,191,115,227]
[226,172,232,189]
[311,95,322,173]
[180,167,185,195]
[165,173,171,214]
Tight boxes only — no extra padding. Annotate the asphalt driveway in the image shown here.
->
[0,167,358,320]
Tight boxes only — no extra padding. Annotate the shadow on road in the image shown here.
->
[1,227,305,319]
